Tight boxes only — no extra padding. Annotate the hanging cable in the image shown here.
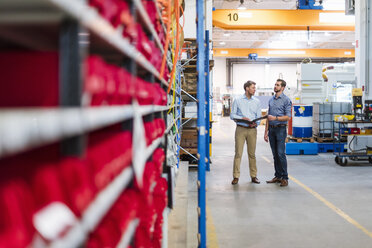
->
[348,135,367,153]
[167,0,180,94]
[168,4,184,115]
[159,0,172,80]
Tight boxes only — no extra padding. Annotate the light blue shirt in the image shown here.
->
[268,93,292,126]
[230,94,262,127]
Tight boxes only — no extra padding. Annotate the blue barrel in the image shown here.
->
[292,104,313,138]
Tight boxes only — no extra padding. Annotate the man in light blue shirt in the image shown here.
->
[230,80,262,185]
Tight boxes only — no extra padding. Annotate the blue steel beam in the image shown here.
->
[196,0,206,246]
[177,71,181,168]
[205,30,210,171]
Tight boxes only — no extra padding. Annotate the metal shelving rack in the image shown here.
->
[0,105,170,158]
[179,39,213,167]
[0,0,181,247]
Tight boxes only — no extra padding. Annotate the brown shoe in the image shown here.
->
[231,178,239,185]
[280,179,288,187]
[266,177,281,183]
[251,177,260,184]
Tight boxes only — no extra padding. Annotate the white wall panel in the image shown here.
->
[212,58,227,96]
[212,59,298,98]
[266,64,298,90]
[183,0,212,39]
[232,64,265,96]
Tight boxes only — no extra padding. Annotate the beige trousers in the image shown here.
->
[233,126,257,178]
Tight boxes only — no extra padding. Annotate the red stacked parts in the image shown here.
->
[144,120,157,146]
[86,189,139,248]
[152,84,167,106]
[135,78,155,106]
[87,129,133,191]
[152,148,165,179]
[0,51,59,107]
[84,56,134,106]
[152,177,168,247]
[0,180,35,248]
[59,157,96,217]
[153,118,166,139]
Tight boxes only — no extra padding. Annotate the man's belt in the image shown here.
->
[269,124,287,128]
[237,124,255,129]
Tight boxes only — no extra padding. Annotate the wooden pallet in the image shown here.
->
[180,148,197,155]
[313,136,335,143]
[286,135,314,143]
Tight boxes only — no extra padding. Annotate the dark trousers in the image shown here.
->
[268,126,288,180]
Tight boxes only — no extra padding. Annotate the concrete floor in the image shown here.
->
[170,116,372,248]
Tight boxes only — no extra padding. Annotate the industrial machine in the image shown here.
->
[222,94,231,117]
[352,88,363,120]
[364,100,372,120]
[339,90,372,164]
[322,63,355,102]
[298,63,325,104]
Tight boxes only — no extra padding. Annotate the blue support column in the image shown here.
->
[205,30,210,171]
[196,0,206,247]
[177,72,181,168]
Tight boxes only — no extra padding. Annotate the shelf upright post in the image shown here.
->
[204,30,210,171]
[196,0,206,246]
[177,71,182,168]
[163,68,171,210]
[59,19,86,156]
[121,0,137,134]
[123,0,137,75]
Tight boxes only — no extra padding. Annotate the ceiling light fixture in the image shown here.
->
[313,0,322,6]
[269,40,297,49]
[322,0,345,10]
[237,0,246,10]
[319,13,355,23]
[268,50,306,55]
[223,33,231,37]
[219,41,226,45]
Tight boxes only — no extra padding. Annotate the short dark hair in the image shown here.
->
[276,79,286,88]
[243,80,256,91]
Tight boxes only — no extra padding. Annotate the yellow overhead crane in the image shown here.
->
[214,48,355,58]
[212,9,355,31]
[213,9,355,58]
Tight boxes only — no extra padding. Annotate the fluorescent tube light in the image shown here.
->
[268,50,306,55]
